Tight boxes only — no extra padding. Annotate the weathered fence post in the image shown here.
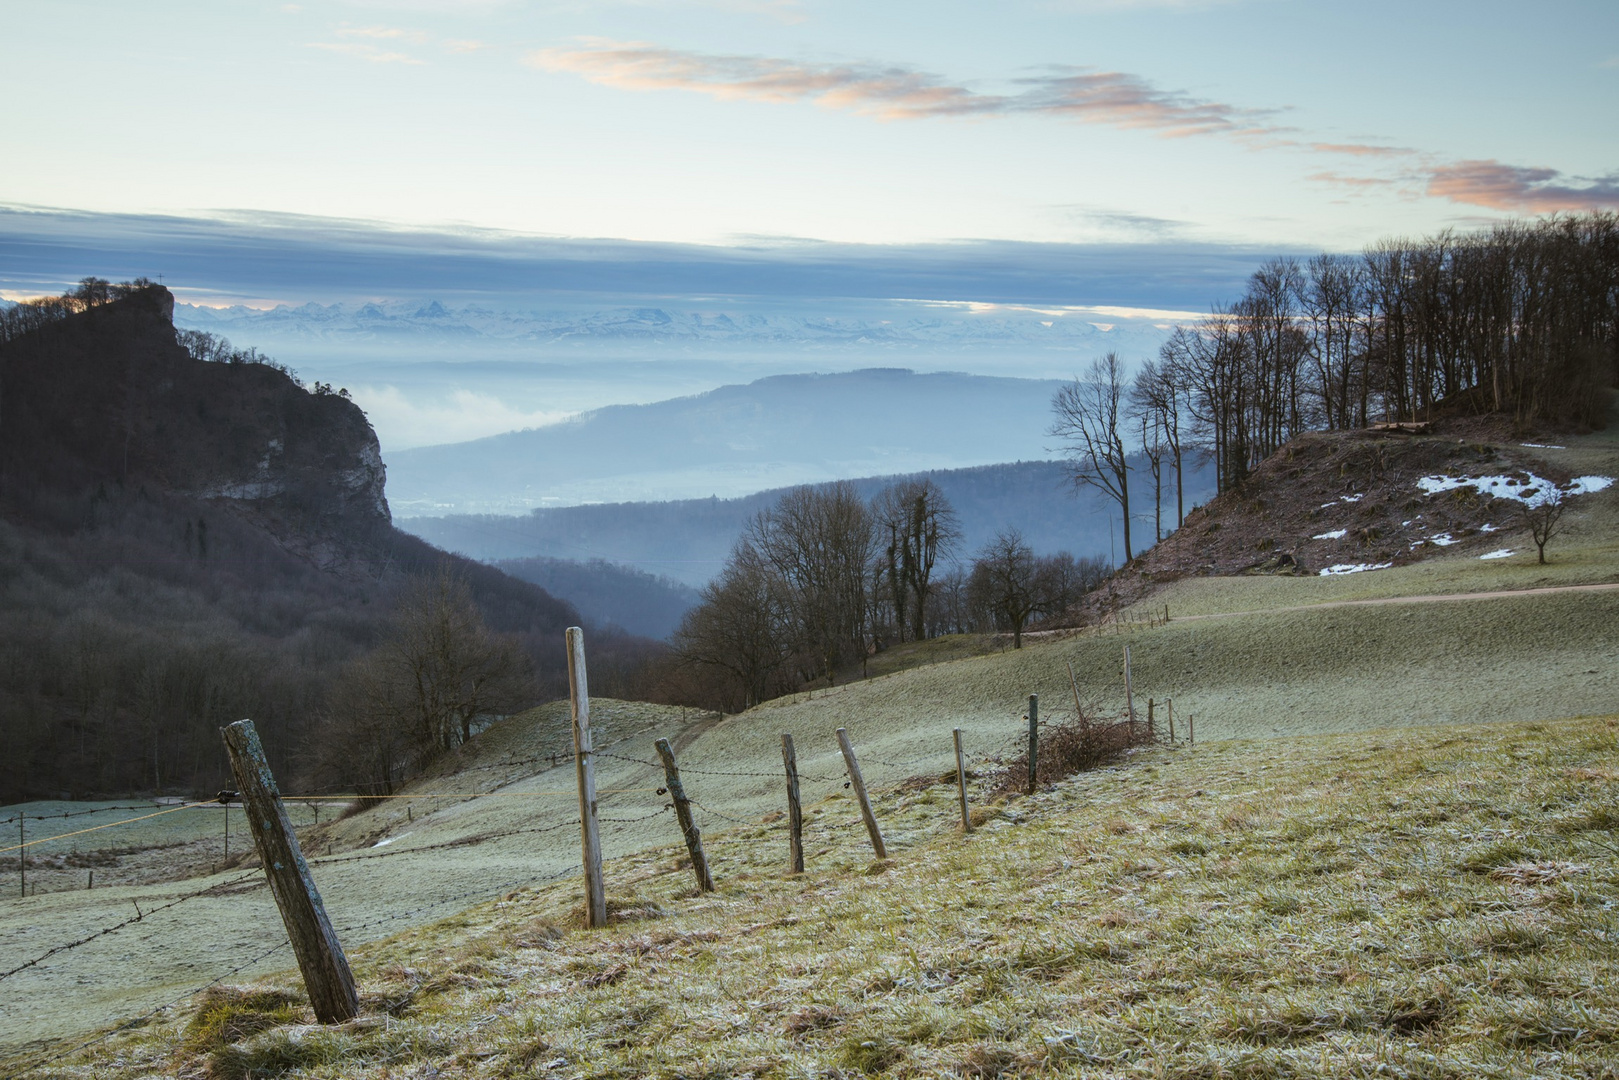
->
[566,627,607,929]
[654,738,714,893]
[221,719,358,1024]
[781,733,804,875]
[17,814,24,899]
[1123,646,1136,726]
[1068,661,1086,734]
[1147,698,1155,741]
[836,728,887,860]
[953,728,971,833]
[1189,714,1195,745]
[1167,698,1175,743]
[1026,694,1039,795]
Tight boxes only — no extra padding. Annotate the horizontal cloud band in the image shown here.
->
[527,40,1279,138]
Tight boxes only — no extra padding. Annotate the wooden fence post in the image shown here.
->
[836,728,887,860]
[17,814,24,900]
[1026,694,1039,795]
[1123,646,1136,726]
[654,738,714,893]
[1189,714,1195,745]
[566,627,607,929]
[1167,698,1175,743]
[221,719,358,1024]
[781,734,804,875]
[1147,698,1155,741]
[953,728,971,833]
[1068,661,1086,733]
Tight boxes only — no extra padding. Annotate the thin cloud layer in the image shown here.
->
[1426,160,1619,213]
[529,40,1279,137]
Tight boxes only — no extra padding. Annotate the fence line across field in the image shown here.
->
[5,631,1189,1072]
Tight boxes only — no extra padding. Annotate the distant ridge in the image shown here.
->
[384,368,1076,513]
[403,456,1215,588]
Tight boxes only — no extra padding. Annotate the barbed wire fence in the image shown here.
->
[1,633,1187,1075]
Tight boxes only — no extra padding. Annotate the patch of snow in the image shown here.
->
[373,836,399,847]
[1430,533,1459,547]
[1520,443,1566,449]
[1312,528,1348,540]
[1479,523,1498,533]
[1341,494,1364,503]
[1479,549,1514,560]
[1318,562,1393,576]
[1416,472,1614,508]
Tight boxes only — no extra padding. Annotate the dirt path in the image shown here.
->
[1168,580,1619,623]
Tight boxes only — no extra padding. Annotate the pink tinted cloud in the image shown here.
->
[529,40,1277,136]
[1017,69,1281,138]
[1427,159,1619,212]
[1307,171,1399,190]
[529,41,1001,119]
[1310,142,1414,158]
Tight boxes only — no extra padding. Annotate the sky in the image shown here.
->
[2,0,1614,262]
[2,0,1615,463]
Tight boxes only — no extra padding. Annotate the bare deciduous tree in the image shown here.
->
[873,479,960,643]
[1051,352,1133,562]
[969,529,1040,648]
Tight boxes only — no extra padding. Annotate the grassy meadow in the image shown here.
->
[13,716,1618,1079]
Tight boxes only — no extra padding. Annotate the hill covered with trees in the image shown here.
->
[0,281,647,804]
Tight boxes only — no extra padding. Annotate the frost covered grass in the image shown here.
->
[21,716,1618,1080]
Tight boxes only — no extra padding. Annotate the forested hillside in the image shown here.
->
[0,282,621,803]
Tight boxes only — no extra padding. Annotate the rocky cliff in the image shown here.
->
[0,286,389,557]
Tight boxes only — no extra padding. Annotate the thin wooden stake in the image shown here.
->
[566,627,607,929]
[1189,713,1195,745]
[1167,698,1175,743]
[781,733,804,875]
[953,728,971,833]
[654,738,714,893]
[1123,646,1136,726]
[223,803,230,863]
[836,728,887,860]
[222,719,358,1024]
[1068,661,1086,733]
[1026,694,1039,795]
[1147,698,1155,741]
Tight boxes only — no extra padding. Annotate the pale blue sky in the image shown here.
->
[4,0,1615,255]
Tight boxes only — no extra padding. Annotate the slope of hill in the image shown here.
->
[0,287,589,803]
[9,711,1616,1078]
[405,457,1216,587]
[494,556,701,639]
[383,369,1075,512]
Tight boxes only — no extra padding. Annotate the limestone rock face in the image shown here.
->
[0,285,391,543]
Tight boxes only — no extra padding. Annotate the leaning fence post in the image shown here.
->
[953,728,971,833]
[1026,694,1039,795]
[221,719,358,1024]
[654,738,714,893]
[566,627,607,929]
[836,728,887,860]
[781,733,804,875]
